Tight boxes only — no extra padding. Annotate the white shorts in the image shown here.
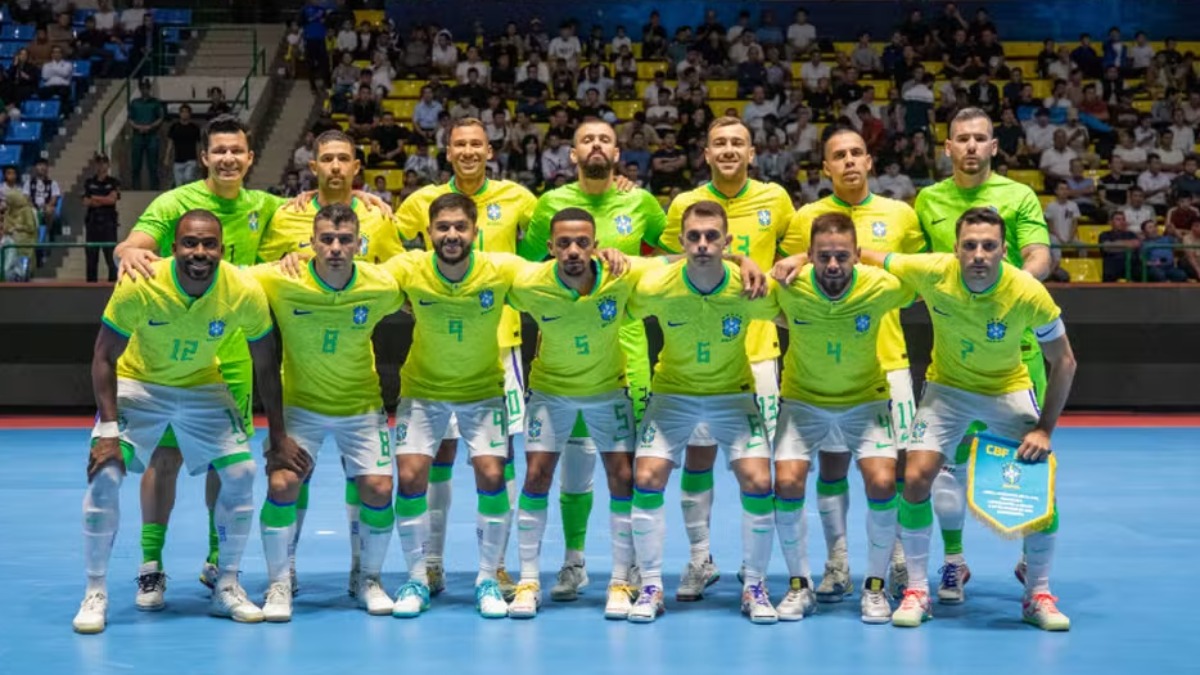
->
[908,382,1041,462]
[94,379,251,476]
[637,393,770,467]
[773,398,897,463]
[444,347,525,439]
[525,389,635,454]
[396,397,509,460]
[886,368,917,451]
[681,359,779,448]
[272,406,392,478]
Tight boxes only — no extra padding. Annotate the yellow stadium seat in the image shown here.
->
[632,43,643,58]
[1006,42,1044,58]
[933,123,947,143]
[921,60,941,73]
[533,122,549,137]
[636,80,678,96]
[1133,100,1153,112]
[611,100,644,120]
[867,81,889,98]
[392,80,426,98]
[710,99,749,117]
[638,61,669,79]
[363,169,405,192]
[1078,225,1106,244]
[353,60,371,70]
[1059,258,1102,283]
[381,99,417,119]
[353,10,385,27]
[1030,79,1051,99]
[656,195,671,208]
[708,80,737,99]
[1008,169,1045,193]
[1038,194,1055,208]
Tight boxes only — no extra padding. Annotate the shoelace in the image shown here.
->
[265,584,290,602]
[397,581,425,599]
[747,584,770,605]
[609,584,637,599]
[899,589,927,609]
[1028,593,1061,613]
[137,571,166,593]
[82,592,106,609]
[635,585,661,605]
[939,563,962,589]
[477,580,502,600]
[513,582,540,598]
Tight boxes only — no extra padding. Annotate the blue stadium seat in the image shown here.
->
[0,25,35,42]
[158,9,192,26]
[0,145,21,168]
[5,122,42,165]
[73,8,97,28]
[73,60,92,80]
[22,99,61,124]
[0,42,24,59]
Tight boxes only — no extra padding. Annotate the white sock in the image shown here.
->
[82,463,123,593]
[516,490,549,583]
[1023,530,1057,595]
[213,460,256,581]
[289,479,309,568]
[395,493,430,585]
[427,468,453,561]
[741,492,775,588]
[345,479,361,571]
[260,500,295,585]
[475,488,508,585]
[498,467,518,570]
[680,469,714,564]
[774,497,811,581]
[358,500,394,579]
[816,478,849,559]
[932,466,967,561]
[609,497,634,583]
[866,496,899,580]
[899,498,933,593]
[632,489,666,589]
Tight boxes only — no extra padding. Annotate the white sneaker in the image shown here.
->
[496,567,518,602]
[290,565,299,597]
[135,561,167,611]
[73,591,108,634]
[815,557,851,603]
[261,581,292,622]
[936,560,971,604]
[507,581,541,619]
[358,577,393,616]
[741,582,779,624]
[391,580,430,618]
[861,577,892,624]
[550,562,589,601]
[776,577,817,621]
[199,561,219,591]
[475,579,508,619]
[604,582,637,620]
[675,557,720,602]
[211,581,265,623]
[347,560,361,598]
[888,552,909,600]
[891,589,932,627]
[426,561,446,596]
[1023,592,1070,631]
[627,585,665,623]
[628,566,643,589]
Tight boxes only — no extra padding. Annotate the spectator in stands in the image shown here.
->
[450,68,489,109]
[23,157,60,247]
[1121,186,1157,231]
[1134,114,1158,149]
[576,63,613,103]
[942,28,972,79]
[1035,38,1058,78]
[758,134,788,183]
[431,30,458,78]
[753,113,786,147]
[1,166,21,200]
[618,112,660,146]
[807,76,837,123]
[613,48,638,99]
[798,166,831,203]
[1,190,36,279]
[1077,83,1110,123]
[1166,191,1199,233]
[74,16,114,77]
[94,0,119,35]
[641,11,667,60]
[448,91,480,122]
[456,46,490,85]
[756,9,783,49]
[548,23,582,74]
[1141,220,1188,282]
[1138,154,1173,215]
[1099,155,1135,216]
[786,8,817,59]
[368,175,393,206]
[546,106,575,141]
[412,85,444,141]
[698,31,729,79]
[968,71,1001,120]
[849,32,881,76]
[1063,158,1100,220]
[874,160,916,201]
[1155,131,1186,174]
[207,87,232,118]
[353,21,378,62]
[330,53,360,113]
[1042,78,1072,111]
[540,131,572,184]
[857,104,886,154]
[292,132,315,186]
[1101,65,1126,106]
[1071,33,1102,78]
[37,45,73,107]
[800,49,829,90]
[276,171,302,198]
[370,52,395,99]
[728,31,757,67]
[120,0,149,34]
[1129,32,1155,75]
[1045,181,1083,278]
[1062,110,1099,168]
[165,104,201,187]
[787,107,820,165]
[899,8,932,57]
[47,12,75,58]
[696,8,726,42]
[1179,219,1200,280]
[1001,67,1025,105]
[741,85,778,134]
[1172,156,1200,199]
[1112,129,1148,171]
[904,129,936,187]
[622,130,652,181]
[27,27,53,67]
[127,78,165,190]
[1168,108,1195,153]
[510,134,543,190]
[667,27,693,67]
[995,107,1030,167]
[348,85,380,140]
[334,19,357,63]
[404,141,439,185]
[935,74,965,122]
[735,45,768,99]
[1024,108,1058,160]
[400,26,430,79]
[610,25,632,56]
[1098,211,1140,281]
[650,129,689,194]
[369,111,408,168]
[301,0,333,87]
[82,155,120,283]
[646,89,679,136]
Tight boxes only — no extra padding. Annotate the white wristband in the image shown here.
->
[96,421,120,438]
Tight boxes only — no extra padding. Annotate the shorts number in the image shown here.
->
[575,335,590,356]
[613,404,631,433]
[225,409,249,444]
[826,340,842,364]
[449,319,464,342]
[877,413,895,439]
[733,234,751,256]
[747,415,764,439]
[379,430,391,458]
[322,329,340,354]
[892,399,914,431]
[757,395,778,425]
[696,341,711,363]
[170,339,199,362]
[960,338,975,361]
[506,389,522,416]
[492,409,509,435]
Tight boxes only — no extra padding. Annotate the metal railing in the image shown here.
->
[1051,242,1200,282]
[1,242,120,282]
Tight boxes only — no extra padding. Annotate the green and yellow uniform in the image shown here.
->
[256,196,405,266]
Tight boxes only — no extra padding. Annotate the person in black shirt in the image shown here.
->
[369,111,409,167]
[835,68,865,107]
[450,68,491,110]
[348,85,380,140]
[166,104,202,187]
[650,130,689,194]
[1098,156,1137,217]
[83,155,121,283]
[641,11,668,60]
[310,109,341,136]
[900,9,932,57]
[491,52,516,98]
[206,87,233,119]
[1098,211,1141,281]
[995,108,1028,168]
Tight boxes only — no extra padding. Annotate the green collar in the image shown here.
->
[433,249,475,285]
[683,261,730,296]
[811,266,857,302]
[706,180,751,200]
[829,192,874,208]
[553,258,602,299]
[308,258,358,292]
[171,260,219,304]
[450,176,489,196]
[310,195,358,211]
[958,260,1003,296]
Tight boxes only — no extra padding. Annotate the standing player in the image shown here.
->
[516,119,667,601]
[779,128,925,601]
[862,207,1075,631]
[914,107,1053,604]
[248,204,404,621]
[658,116,795,602]
[395,118,537,599]
[74,210,299,633]
[627,201,780,624]
[770,213,913,623]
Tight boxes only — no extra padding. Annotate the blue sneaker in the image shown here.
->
[627,585,665,623]
[391,580,430,618]
[937,561,971,605]
[476,579,507,618]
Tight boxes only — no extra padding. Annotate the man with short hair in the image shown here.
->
[128,78,166,190]
[1099,211,1141,281]
[166,104,202,187]
[23,158,61,243]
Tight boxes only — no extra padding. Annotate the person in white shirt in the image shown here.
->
[431,31,459,77]
[540,131,573,183]
[844,88,883,132]
[119,0,147,34]
[1040,130,1078,188]
[800,50,830,90]
[1024,110,1060,157]
[404,143,439,184]
[1044,181,1084,270]
[1120,187,1157,229]
[39,46,74,103]
[1042,80,1073,110]
[1047,48,1072,81]
[740,86,779,133]
[335,20,357,55]
[1138,155,1174,210]
[786,8,817,59]
[1154,132,1185,173]
[728,31,756,66]
[370,52,396,97]
[517,53,551,84]
[547,24,582,72]
[456,46,490,85]
[726,12,752,43]
[645,89,679,134]
[1169,108,1196,153]
[873,161,916,201]
[642,71,671,108]
[610,26,632,56]
[1111,129,1148,171]
[576,64,614,103]
[1129,32,1155,72]
[798,166,832,204]
[786,107,820,164]
[93,0,118,33]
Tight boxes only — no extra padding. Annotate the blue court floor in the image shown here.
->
[0,425,1195,675]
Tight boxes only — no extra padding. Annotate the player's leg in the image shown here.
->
[932,419,985,603]
[849,401,901,624]
[554,417,597,601]
[495,348,527,599]
[814,451,853,603]
[886,368,917,598]
[458,398,512,618]
[425,430,458,596]
[1013,337,1049,586]
[771,400,820,621]
[580,391,638,618]
[676,443,719,601]
[136,438,181,611]
[339,410,396,616]
[391,398,447,618]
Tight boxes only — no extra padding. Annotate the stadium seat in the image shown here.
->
[354,10,386,26]
[0,42,23,59]
[1060,258,1102,283]
[638,62,668,79]
[0,25,34,41]
[72,8,96,27]
[73,60,92,80]
[1008,169,1045,193]
[1078,225,1106,244]
[636,79,678,97]
[1038,194,1055,208]
[710,99,750,117]
[21,100,61,122]
[0,144,21,168]
[707,81,736,98]
[152,8,192,26]
[1006,42,1043,58]
[5,121,42,165]
[610,100,643,120]
[392,80,426,98]
[381,99,417,119]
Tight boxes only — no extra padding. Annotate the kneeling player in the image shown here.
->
[75,210,300,633]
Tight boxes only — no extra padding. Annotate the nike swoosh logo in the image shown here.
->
[875,442,890,449]
[292,309,313,316]
[1035,326,1055,339]
[418,299,438,306]
[932,217,946,225]
[489,441,506,447]
[541,315,561,322]
[666,321,687,327]
[746,441,763,449]
[931,307,951,317]
[376,460,391,467]
[298,242,311,248]
[792,319,810,326]
[148,320,169,326]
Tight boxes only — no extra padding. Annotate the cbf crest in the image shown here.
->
[353,306,369,325]
[394,423,409,444]
[854,313,871,334]
[208,319,226,338]
[986,318,1007,342]
[487,203,502,221]
[527,417,544,440]
[598,296,618,324]
[872,221,887,238]
[721,314,743,340]
[614,214,633,235]
[480,289,495,309]
[757,209,771,227]
[359,233,370,256]
[247,211,260,232]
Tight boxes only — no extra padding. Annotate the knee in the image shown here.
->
[742,473,772,496]
[357,474,393,505]
[267,469,302,497]
[217,460,256,499]
[86,464,124,506]
[633,464,667,492]
[149,447,183,473]
[396,463,426,492]
[522,463,554,495]
[605,460,633,496]
[863,472,896,501]
[475,463,505,493]
[773,472,806,500]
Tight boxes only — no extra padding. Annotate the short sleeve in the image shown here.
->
[100,279,143,338]
[899,207,928,253]
[773,189,797,245]
[133,192,185,256]
[235,273,274,342]
[876,269,918,309]
[660,198,685,254]
[394,196,426,243]
[518,195,555,261]
[746,278,782,321]
[487,252,536,285]
[627,279,655,320]
[778,207,812,257]
[1014,188,1051,249]
[515,188,538,238]
[638,191,668,249]
[1024,279,1062,328]
[382,249,422,286]
[883,252,939,292]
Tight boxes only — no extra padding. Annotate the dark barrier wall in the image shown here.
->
[2,284,1197,412]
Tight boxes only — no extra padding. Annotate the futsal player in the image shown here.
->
[75,210,298,633]
[626,200,780,624]
[516,119,667,602]
[770,212,913,623]
[657,117,795,602]
[914,107,1053,603]
[865,207,1075,631]
[780,128,926,601]
[249,204,404,620]
[395,119,538,600]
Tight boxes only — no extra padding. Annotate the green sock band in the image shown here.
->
[868,494,900,511]
[478,489,510,516]
[206,509,219,566]
[898,497,934,530]
[633,487,664,511]
[955,421,989,464]
[429,463,454,483]
[260,498,298,528]
[609,496,633,514]
[503,462,516,482]
[741,491,775,515]
[296,482,310,510]
[680,468,714,492]
[395,493,428,517]
[895,480,905,497]
[519,491,549,511]
[345,480,361,507]
[774,496,805,512]
[141,523,167,564]
[942,528,964,554]
[560,491,594,551]
[816,477,850,496]
[360,501,396,529]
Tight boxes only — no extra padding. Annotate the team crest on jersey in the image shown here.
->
[359,233,370,256]
[247,211,260,232]
[872,221,887,238]
[527,417,543,440]
[855,313,871,333]
[1002,462,1022,488]
[910,419,928,443]
[117,412,128,432]
[986,318,1007,342]
[598,296,618,323]
[721,314,743,340]
[395,423,408,444]
[487,203,501,221]
[614,214,633,235]
[208,320,226,338]
[640,424,656,446]
[480,289,495,309]
[757,209,771,227]
[353,306,369,325]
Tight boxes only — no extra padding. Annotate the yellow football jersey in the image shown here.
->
[102,260,272,388]
[248,261,404,416]
[884,253,1061,396]
[383,250,530,402]
[661,180,794,362]
[629,260,781,396]
[256,196,405,265]
[509,256,665,397]
[780,192,926,372]
[395,178,537,348]
[776,265,914,407]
